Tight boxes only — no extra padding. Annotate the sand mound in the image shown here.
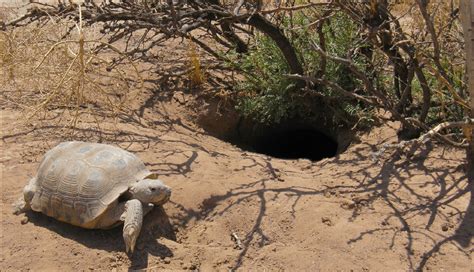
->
[0,88,471,271]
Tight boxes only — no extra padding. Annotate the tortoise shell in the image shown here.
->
[30,141,152,228]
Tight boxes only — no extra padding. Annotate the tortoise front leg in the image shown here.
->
[12,177,37,215]
[120,199,154,253]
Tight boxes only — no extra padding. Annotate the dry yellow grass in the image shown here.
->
[187,39,205,87]
[1,6,144,135]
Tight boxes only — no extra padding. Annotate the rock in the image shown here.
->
[20,217,29,224]
[441,224,449,232]
[321,216,333,226]
[163,257,171,264]
[340,200,355,210]
[173,92,187,105]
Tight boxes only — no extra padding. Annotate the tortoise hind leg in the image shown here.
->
[13,177,37,215]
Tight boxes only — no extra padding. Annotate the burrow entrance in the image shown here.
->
[253,129,339,161]
[227,118,352,162]
[195,99,352,162]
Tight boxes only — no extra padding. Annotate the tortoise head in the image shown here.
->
[130,178,171,205]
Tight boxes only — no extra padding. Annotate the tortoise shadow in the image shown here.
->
[25,205,175,269]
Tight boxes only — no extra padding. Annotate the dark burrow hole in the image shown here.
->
[253,129,339,161]
[227,120,352,162]
[196,100,352,162]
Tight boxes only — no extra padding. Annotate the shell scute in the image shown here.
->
[30,141,151,228]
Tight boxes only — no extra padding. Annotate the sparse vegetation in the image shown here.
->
[1,6,143,134]
[0,0,472,144]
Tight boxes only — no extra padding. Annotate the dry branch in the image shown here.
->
[373,119,474,162]
[231,232,243,250]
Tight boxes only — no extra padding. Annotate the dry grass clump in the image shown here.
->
[187,40,205,87]
[1,6,143,135]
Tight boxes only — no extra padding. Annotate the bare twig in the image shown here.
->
[373,119,474,162]
[231,232,243,250]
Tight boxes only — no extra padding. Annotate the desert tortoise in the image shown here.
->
[13,141,171,253]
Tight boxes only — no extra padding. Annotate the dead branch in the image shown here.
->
[373,119,474,162]
[231,232,243,250]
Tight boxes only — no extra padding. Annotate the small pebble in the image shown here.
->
[321,216,333,226]
[340,200,355,210]
[20,217,29,224]
[441,224,449,232]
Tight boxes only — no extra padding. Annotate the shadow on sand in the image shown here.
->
[25,206,176,270]
[171,143,472,271]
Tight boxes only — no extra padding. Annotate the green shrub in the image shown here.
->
[228,11,375,127]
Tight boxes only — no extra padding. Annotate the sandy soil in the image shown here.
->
[0,84,472,271]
